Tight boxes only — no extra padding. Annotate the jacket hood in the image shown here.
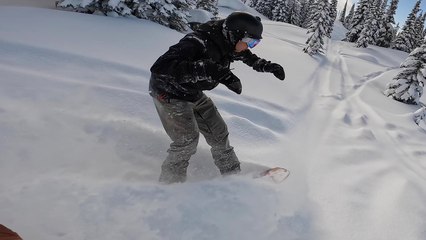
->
[196,19,235,54]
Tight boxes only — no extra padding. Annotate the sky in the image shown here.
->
[345,0,426,26]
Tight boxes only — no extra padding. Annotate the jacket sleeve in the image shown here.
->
[234,50,271,72]
[150,34,205,82]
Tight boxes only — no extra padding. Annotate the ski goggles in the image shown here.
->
[242,37,261,48]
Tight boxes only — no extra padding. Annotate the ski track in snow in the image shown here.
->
[300,40,426,240]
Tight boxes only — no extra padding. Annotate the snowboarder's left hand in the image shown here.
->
[264,63,285,80]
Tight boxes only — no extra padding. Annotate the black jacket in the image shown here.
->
[150,19,271,102]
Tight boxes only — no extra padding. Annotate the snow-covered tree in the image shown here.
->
[369,0,385,45]
[57,0,191,32]
[344,3,355,29]
[356,2,373,48]
[380,0,388,12]
[355,0,384,48]
[285,0,302,26]
[249,0,259,7]
[196,0,218,16]
[303,0,330,55]
[57,0,132,15]
[413,106,426,126]
[326,0,338,37]
[413,12,426,49]
[385,40,426,105]
[345,0,370,42]
[392,0,421,52]
[254,0,275,19]
[272,0,288,22]
[375,0,399,48]
[339,0,348,23]
[301,0,316,28]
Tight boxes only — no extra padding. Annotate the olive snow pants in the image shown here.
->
[153,94,240,183]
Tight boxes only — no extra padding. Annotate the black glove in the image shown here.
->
[193,60,229,81]
[264,62,285,80]
[219,71,242,94]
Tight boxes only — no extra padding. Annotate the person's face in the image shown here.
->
[234,37,261,52]
[235,40,248,52]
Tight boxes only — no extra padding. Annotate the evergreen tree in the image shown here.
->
[375,0,399,48]
[414,106,426,126]
[57,0,191,32]
[285,0,302,26]
[272,0,288,22]
[380,0,388,12]
[392,0,422,52]
[301,0,316,28]
[250,0,259,8]
[413,12,426,49]
[385,39,426,105]
[254,0,275,19]
[339,0,348,23]
[196,0,218,16]
[356,1,373,48]
[391,22,400,46]
[369,0,384,45]
[345,0,370,42]
[327,0,338,37]
[344,3,355,29]
[303,0,330,55]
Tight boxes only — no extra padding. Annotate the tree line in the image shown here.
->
[56,0,218,32]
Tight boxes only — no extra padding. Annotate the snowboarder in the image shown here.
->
[150,11,285,184]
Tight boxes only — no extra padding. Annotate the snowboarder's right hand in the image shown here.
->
[219,71,242,94]
[193,60,229,81]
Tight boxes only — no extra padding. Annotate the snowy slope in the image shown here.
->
[1,4,426,240]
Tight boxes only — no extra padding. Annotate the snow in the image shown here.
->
[187,9,214,23]
[218,0,265,19]
[1,2,426,240]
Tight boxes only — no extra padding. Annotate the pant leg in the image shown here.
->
[153,97,200,183]
[193,94,240,175]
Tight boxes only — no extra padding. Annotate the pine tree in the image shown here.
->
[344,3,355,29]
[369,0,384,45]
[327,0,338,37]
[254,0,275,19]
[385,40,426,105]
[303,0,330,55]
[413,106,426,126]
[285,0,302,26]
[57,0,110,14]
[250,0,259,7]
[375,0,399,48]
[413,12,426,49]
[301,0,316,28]
[272,0,288,22]
[339,0,348,23]
[196,0,218,16]
[345,0,370,42]
[380,0,388,12]
[57,0,191,32]
[392,0,422,52]
[356,1,373,48]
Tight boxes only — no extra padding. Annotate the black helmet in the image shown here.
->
[224,12,263,39]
